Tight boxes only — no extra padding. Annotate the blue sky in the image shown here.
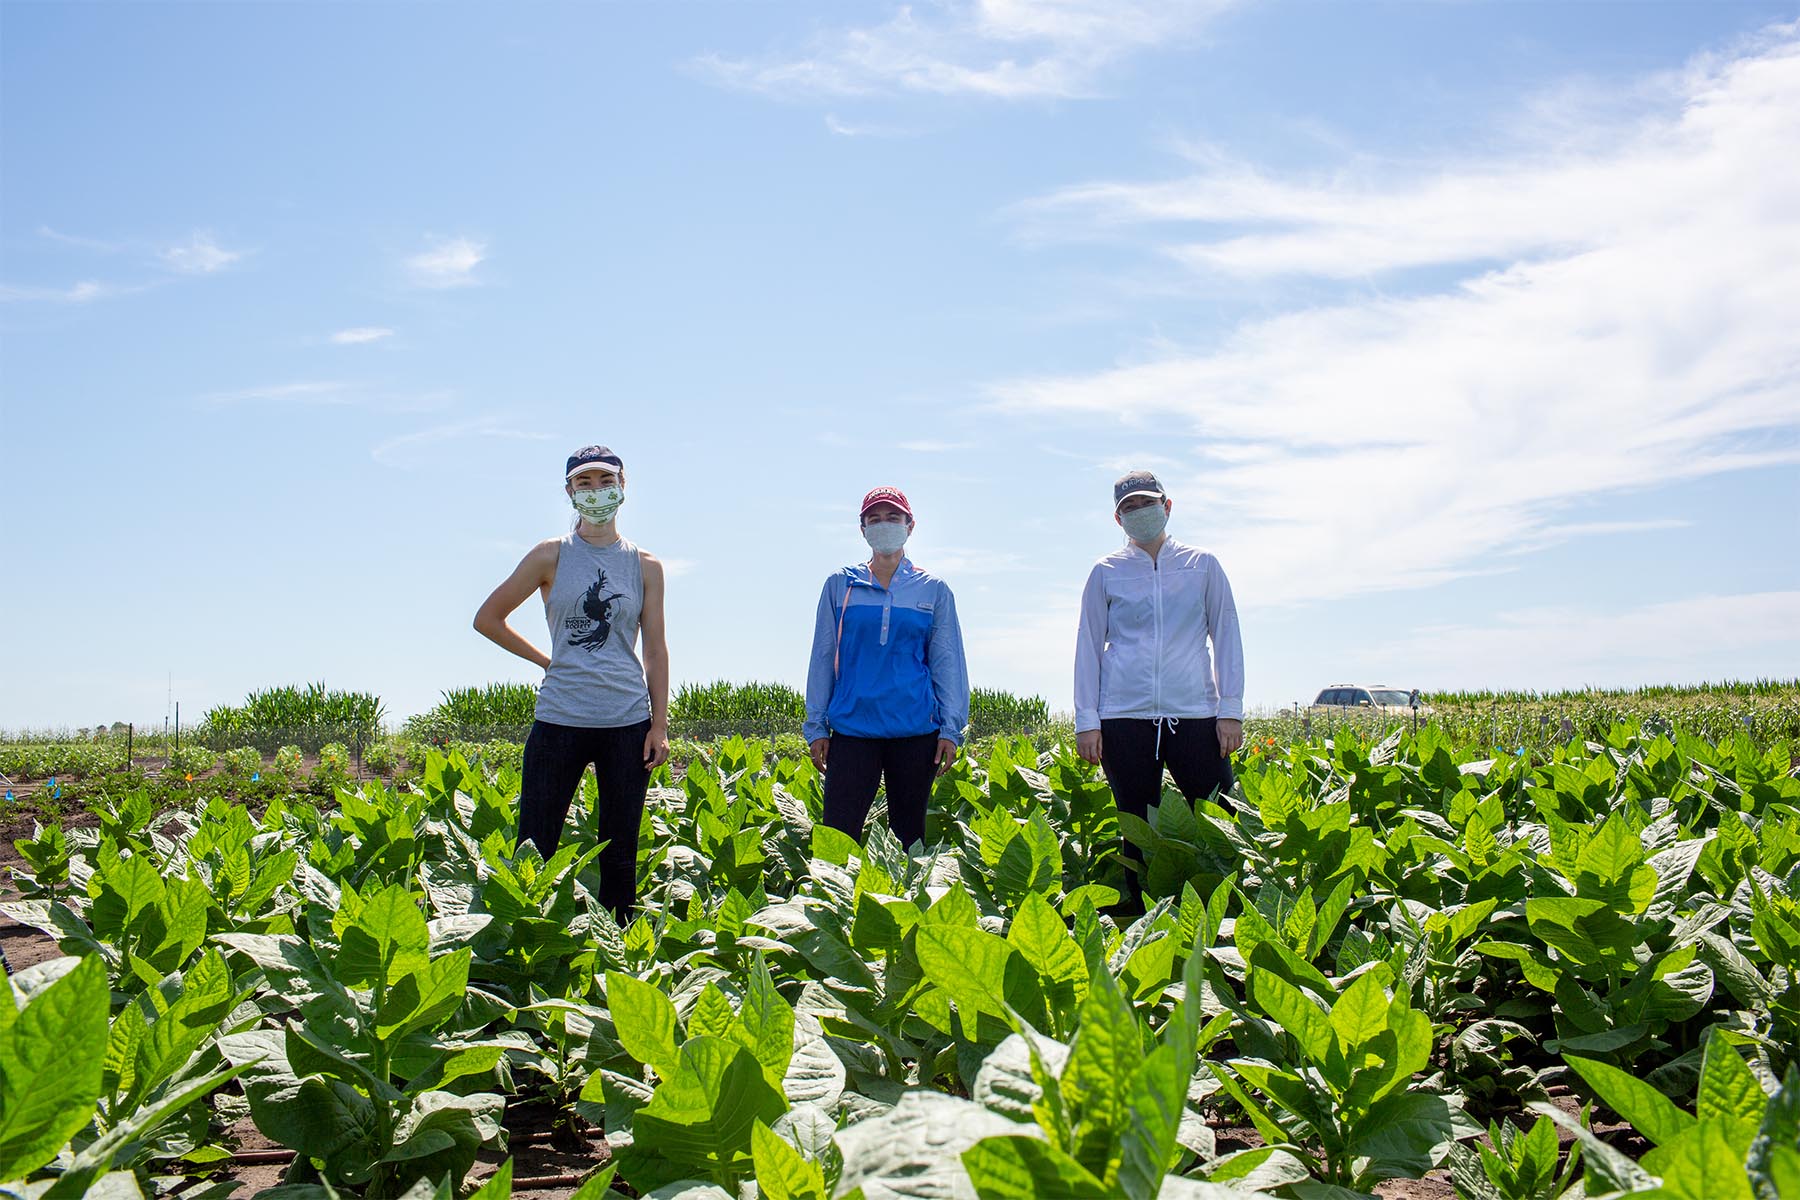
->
[3,0,1798,730]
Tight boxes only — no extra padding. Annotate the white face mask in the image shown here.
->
[1120,503,1168,544]
[862,521,910,556]
[571,486,624,525]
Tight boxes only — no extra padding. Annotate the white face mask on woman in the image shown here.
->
[1120,503,1168,545]
[863,521,910,555]
[571,486,624,525]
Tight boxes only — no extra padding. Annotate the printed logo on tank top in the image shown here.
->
[566,569,626,652]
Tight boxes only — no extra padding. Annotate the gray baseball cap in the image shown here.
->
[1113,470,1166,510]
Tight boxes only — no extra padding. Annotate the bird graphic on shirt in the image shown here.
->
[569,572,626,651]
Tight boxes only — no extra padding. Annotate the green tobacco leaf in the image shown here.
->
[607,972,682,1079]
[1748,1067,1800,1200]
[338,885,432,988]
[687,985,738,1042]
[1124,935,1177,1001]
[962,1135,1108,1199]
[1564,1055,1695,1147]
[378,949,472,1042]
[0,954,108,1182]
[67,1057,257,1184]
[1008,894,1087,989]
[1249,963,1331,1063]
[1652,1118,1754,1200]
[128,947,236,1106]
[751,1121,827,1200]
[1347,1091,1457,1182]
[1696,1038,1766,1125]
[213,933,358,1024]
[732,957,795,1089]
[994,813,1062,903]
[1116,1044,1189,1200]
[1062,970,1144,1140]
[568,1164,619,1200]
[835,1092,1030,1200]
[1528,1101,1656,1194]
[627,1038,787,1184]
[918,925,1016,1036]
[1327,971,1390,1057]
[224,1030,381,1174]
[88,855,164,942]
[385,1091,504,1193]
[811,825,861,867]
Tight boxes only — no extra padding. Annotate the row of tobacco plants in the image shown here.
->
[3,720,1798,1198]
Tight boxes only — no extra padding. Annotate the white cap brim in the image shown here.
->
[567,462,622,480]
[1116,489,1165,508]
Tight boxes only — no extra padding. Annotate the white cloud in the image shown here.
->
[0,279,142,303]
[160,232,243,274]
[407,237,486,288]
[992,27,1800,609]
[659,557,699,578]
[331,327,395,345]
[37,225,120,252]
[1349,591,1800,693]
[825,114,917,138]
[372,415,552,464]
[206,381,355,405]
[697,0,1236,100]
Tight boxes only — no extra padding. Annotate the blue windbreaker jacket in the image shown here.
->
[803,559,970,745]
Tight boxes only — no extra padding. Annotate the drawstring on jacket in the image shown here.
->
[1154,715,1180,758]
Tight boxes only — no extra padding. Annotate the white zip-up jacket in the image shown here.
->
[1073,538,1244,733]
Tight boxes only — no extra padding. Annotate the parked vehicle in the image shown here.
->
[1309,684,1428,715]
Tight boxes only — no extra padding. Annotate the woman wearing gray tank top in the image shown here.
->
[473,444,671,920]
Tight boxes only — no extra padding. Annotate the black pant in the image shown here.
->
[1101,717,1235,904]
[518,718,651,921]
[822,732,938,849]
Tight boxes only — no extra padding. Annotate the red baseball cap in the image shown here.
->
[859,486,913,519]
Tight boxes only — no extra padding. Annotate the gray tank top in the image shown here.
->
[534,532,652,728]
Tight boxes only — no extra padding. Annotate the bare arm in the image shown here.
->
[473,540,559,670]
[638,552,671,767]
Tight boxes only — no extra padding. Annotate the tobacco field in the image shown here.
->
[3,722,1799,1199]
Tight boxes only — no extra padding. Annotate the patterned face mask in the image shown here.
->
[571,486,624,524]
[862,520,910,555]
[1120,503,1168,544]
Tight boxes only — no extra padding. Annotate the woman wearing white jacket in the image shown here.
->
[1074,470,1245,906]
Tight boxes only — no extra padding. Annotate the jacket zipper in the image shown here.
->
[1151,550,1163,717]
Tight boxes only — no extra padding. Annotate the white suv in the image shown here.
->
[1309,685,1427,715]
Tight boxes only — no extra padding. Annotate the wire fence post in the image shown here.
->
[126,723,133,771]
[174,703,180,757]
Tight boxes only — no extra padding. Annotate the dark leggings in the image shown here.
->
[518,718,651,921]
[1101,717,1235,904]
[822,732,938,849]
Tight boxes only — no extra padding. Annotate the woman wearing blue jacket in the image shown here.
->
[804,486,970,848]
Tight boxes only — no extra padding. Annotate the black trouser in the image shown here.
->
[518,718,651,921]
[1101,717,1235,906]
[822,732,938,849]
